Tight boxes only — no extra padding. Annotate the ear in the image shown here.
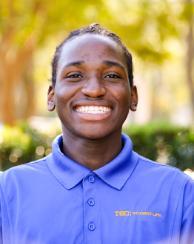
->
[130,86,138,111]
[47,85,55,111]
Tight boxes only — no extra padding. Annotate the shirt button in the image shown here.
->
[88,222,96,231]
[88,175,95,183]
[87,198,95,206]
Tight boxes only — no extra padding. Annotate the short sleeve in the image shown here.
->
[0,199,2,244]
[180,178,194,244]
[0,172,3,243]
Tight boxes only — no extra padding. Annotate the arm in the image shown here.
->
[180,178,194,244]
[0,202,2,244]
[0,172,3,243]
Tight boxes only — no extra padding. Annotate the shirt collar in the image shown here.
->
[47,133,138,190]
[94,134,138,190]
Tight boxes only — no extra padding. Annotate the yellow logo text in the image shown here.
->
[115,210,161,218]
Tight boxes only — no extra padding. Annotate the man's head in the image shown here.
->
[48,24,138,140]
[51,23,134,87]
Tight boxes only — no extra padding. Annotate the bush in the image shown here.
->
[0,123,193,171]
[123,123,194,170]
[0,123,52,170]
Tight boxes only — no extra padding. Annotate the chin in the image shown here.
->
[61,121,122,141]
[78,131,110,140]
[74,126,122,141]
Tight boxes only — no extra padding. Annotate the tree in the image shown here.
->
[183,0,194,120]
[102,0,193,122]
[0,0,193,124]
[0,0,103,124]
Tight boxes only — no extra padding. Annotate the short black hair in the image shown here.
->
[51,23,133,86]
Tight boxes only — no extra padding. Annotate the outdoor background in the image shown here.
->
[0,0,193,176]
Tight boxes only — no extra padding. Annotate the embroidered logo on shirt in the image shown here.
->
[115,210,161,218]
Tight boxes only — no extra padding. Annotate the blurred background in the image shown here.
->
[0,0,193,175]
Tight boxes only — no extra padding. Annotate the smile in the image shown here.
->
[75,106,111,114]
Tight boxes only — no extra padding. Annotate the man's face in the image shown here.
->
[48,34,137,140]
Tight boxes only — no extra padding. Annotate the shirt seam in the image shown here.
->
[0,179,13,243]
[169,174,189,242]
[138,154,178,169]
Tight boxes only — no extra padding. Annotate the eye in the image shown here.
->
[104,72,122,79]
[65,72,83,80]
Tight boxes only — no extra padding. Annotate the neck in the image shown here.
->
[61,129,122,170]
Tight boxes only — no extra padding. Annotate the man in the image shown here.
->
[0,24,193,244]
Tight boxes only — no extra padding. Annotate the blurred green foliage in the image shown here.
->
[124,123,194,170]
[1,0,192,65]
[0,124,52,170]
[0,123,193,171]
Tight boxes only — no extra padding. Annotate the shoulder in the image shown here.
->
[124,133,193,186]
[0,156,50,193]
[134,152,194,192]
[133,153,194,216]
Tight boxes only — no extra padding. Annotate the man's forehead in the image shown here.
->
[58,34,125,69]
[60,34,122,57]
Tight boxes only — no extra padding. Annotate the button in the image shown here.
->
[88,175,95,183]
[88,222,96,231]
[87,198,95,206]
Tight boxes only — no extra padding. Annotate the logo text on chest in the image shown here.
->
[115,210,161,218]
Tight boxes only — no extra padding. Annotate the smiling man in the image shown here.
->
[47,29,137,170]
[0,24,194,244]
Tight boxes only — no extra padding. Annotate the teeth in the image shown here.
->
[75,106,111,114]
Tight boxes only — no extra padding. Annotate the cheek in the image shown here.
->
[112,87,131,108]
[54,84,77,104]
[54,89,69,112]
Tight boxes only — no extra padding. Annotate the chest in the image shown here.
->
[3,180,181,244]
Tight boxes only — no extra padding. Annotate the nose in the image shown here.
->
[81,76,106,98]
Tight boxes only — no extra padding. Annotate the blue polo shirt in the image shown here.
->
[0,134,194,244]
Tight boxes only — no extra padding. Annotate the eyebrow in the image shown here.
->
[62,60,125,70]
[63,61,84,68]
[102,60,125,70]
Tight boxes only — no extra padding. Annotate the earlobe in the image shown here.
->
[48,101,55,111]
[130,103,137,111]
[47,85,56,111]
[130,86,138,112]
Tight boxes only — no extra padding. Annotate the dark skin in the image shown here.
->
[48,34,138,170]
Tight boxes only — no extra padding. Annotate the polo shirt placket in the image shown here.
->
[83,173,101,243]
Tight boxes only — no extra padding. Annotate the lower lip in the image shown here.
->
[74,110,112,121]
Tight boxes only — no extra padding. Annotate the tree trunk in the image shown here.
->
[23,60,35,118]
[0,46,34,125]
[185,0,194,122]
[0,66,17,125]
